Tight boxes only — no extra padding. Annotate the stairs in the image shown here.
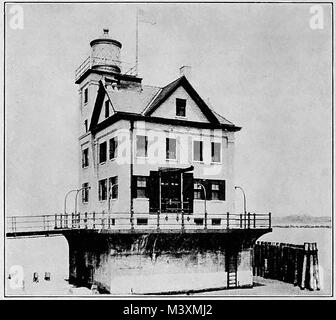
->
[227,253,238,288]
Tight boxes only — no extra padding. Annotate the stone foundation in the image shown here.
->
[64,230,269,294]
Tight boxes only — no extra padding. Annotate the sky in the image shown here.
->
[4,2,332,217]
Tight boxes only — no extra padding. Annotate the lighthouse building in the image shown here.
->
[76,29,240,228]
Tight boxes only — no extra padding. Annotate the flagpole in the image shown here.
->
[135,9,139,76]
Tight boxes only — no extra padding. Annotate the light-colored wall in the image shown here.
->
[78,119,236,217]
[150,86,210,123]
[77,76,236,218]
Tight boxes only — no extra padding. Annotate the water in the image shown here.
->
[5,227,332,296]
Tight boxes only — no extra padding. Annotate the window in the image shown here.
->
[211,182,220,200]
[193,140,203,162]
[109,137,118,160]
[82,148,89,168]
[84,120,88,133]
[136,176,147,198]
[83,88,88,104]
[105,100,110,118]
[211,142,221,163]
[99,141,107,163]
[98,179,107,201]
[194,218,204,225]
[137,218,148,225]
[82,183,89,203]
[194,180,204,199]
[176,98,186,117]
[109,176,118,199]
[212,219,221,226]
[166,138,177,160]
[136,135,148,157]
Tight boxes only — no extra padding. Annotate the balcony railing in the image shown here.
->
[6,212,271,235]
[75,56,137,81]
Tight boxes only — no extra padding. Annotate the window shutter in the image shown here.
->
[131,175,138,199]
[183,173,194,214]
[148,171,160,212]
[219,180,226,200]
[145,176,150,198]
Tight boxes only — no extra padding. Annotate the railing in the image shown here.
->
[6,212,271,235]
[75,56,137,81]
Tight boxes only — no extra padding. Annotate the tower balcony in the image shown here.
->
[75,56,137,83]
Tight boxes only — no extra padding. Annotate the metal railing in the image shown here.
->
[6,212,271,235]
[75,56,137,81]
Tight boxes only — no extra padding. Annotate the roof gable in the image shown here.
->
[143,76,220,125]
[149,85,210,123]
[89,77,239,133]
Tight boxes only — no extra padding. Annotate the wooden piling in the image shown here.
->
[293,248,298,286]
[300,243,308,290]
[312,242,321,291]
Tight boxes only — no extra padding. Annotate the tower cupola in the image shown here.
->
[89,28,122,74]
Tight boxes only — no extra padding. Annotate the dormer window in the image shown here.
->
[105,100,110,118]
[176,98,186,117]
[83,88,88,104]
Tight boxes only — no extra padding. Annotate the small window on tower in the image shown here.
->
[82,183,89,203]
[176,98,186,117]
[83,88,88,104]
[82,148,89,168]
[84,120,88,133]
[99,141,107,163]
[105,100,110,118]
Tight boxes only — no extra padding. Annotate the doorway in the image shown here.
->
[160,173,181,213]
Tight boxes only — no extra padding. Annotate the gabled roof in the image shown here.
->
[106,85,161,114]
[89,77,241,133]
[143,76,220,125]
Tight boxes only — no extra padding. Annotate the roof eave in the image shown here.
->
[91,112,241,135]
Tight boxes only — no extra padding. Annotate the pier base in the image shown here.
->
[64,229,270,294]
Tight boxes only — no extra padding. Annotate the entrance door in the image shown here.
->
[161,173,181,213]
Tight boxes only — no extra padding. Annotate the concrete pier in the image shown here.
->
[64,229,270,294]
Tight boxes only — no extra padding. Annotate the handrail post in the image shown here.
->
[93,211,96,229]
[12,216,16,232]
[247,212,250,229]
[71,212,74,228]
[253,213,256,228]
[181,209,185,231]
[269,212,272,228]
[77,212,80,229]
[240,214,243,228]
[227,212,229,229]
[84,212,88,229]
[130,210,134,231]
[102,210,105,230]
[55,214,57,229]
[157,210,160,231]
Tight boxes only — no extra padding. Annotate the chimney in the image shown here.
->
[180,65,192,79]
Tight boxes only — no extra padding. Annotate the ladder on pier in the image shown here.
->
[227,253,238,288]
